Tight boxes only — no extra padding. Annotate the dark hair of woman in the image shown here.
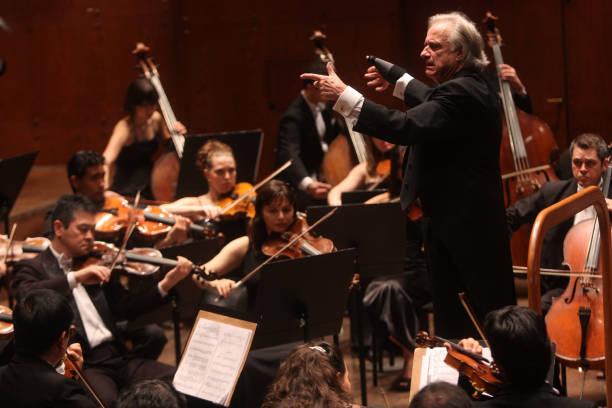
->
[261,342,352,408]
[123,78,159,116]
[388,146,406,198]
[248,179,297,251]
[195,139,234,171]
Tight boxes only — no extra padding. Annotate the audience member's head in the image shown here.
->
[484,305,550,389]
[409,382,472,408]
[262,342,352,408]
[116,379,186,408]
[13,289,74,358]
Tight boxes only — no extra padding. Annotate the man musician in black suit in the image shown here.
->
[506,133,611,313]
[275,60,342,207]
[302,11,516,338]
[12,194,193,407]
[0,288,98,407]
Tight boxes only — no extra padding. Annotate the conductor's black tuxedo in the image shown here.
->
[11,248,175,406]
[275,93,339,187]
[350,68,516,338]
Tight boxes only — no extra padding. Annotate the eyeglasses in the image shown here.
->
[572,158,600,169]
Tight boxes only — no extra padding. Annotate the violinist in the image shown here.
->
[192,179,306,310]
[0,288,98,407]
[302,11,516,338]
[458,305,596,407]
[161,139,250,242]
[327,136,395,205]
[275,59,342,208]
[12,194,193,407]
[59,150,192,249]
[506,133,611,313]
[103,78,187,200]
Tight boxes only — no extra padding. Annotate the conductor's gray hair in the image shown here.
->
[429,12,489,71]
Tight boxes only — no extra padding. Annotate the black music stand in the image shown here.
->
[0,151,38,233]
[307,202,406,405]
[126,238,223,364]
[250,248,356,349]
[341,189,386,204]
[175,130,264,198]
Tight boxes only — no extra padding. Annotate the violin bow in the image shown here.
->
[215,206,338,301]
[219,159,293,215]
[458,292,490,348]
[65,354,109,408]
[2,223,17,265]
[107,191,142,273]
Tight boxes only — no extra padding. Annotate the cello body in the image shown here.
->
[545,218,607,368]
[151,151,180,202]
[321,134,357,186]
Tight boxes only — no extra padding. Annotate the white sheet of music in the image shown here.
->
[173,313,255,406]
[418,347,492,390]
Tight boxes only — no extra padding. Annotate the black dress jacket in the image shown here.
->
[0,352,98,407]
[275,94,339,186]
[11,248,167,357]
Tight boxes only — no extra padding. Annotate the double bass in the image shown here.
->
[133,43,185,202]
[484,13,560,266]
[310,30,369,186]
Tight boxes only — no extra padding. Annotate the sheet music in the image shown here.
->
[173,316,254,406]
[418,347,492,390]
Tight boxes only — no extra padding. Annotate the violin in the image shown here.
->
[1,235,50,264]
[215,182,256,220]
[72,241,214,280]
[0,305,13,340]
[214,160,294,220]
[95,196,219,242]
[416,331,504,397]
[261,214,335,259]
[64,353,109,408]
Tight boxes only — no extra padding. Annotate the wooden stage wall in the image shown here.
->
[0,0,610,176]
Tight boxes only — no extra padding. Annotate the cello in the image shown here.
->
[483,13,560,266]
[310,30,369,186]
[545,164,612,370]
[133,42,185,202]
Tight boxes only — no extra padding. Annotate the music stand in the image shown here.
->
[0,151,38,233]
[250,248,356,349]
[126,238,223,364]
[307,202,406,405]
[307,202,405,277]
[175,130,263,198]
[341,189,386,204]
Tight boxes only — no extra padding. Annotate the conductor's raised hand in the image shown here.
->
[364,65,390,92]
[300,62,347,103]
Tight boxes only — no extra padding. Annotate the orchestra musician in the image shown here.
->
[103,78,187,200]
[57,150,192,250]
[458,305,597,407]
[11,194,193,407]
[192,179,303,311]
[302,11,516,338]
[275,59,342,208]
[0,288,98,407]
[161,139,253,243]
[506,133,612,313]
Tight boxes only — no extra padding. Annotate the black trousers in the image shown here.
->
[83,341,175,407]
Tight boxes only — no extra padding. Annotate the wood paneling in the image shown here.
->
[0,0,610,173]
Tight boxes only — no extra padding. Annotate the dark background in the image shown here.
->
[0,0,609,177]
